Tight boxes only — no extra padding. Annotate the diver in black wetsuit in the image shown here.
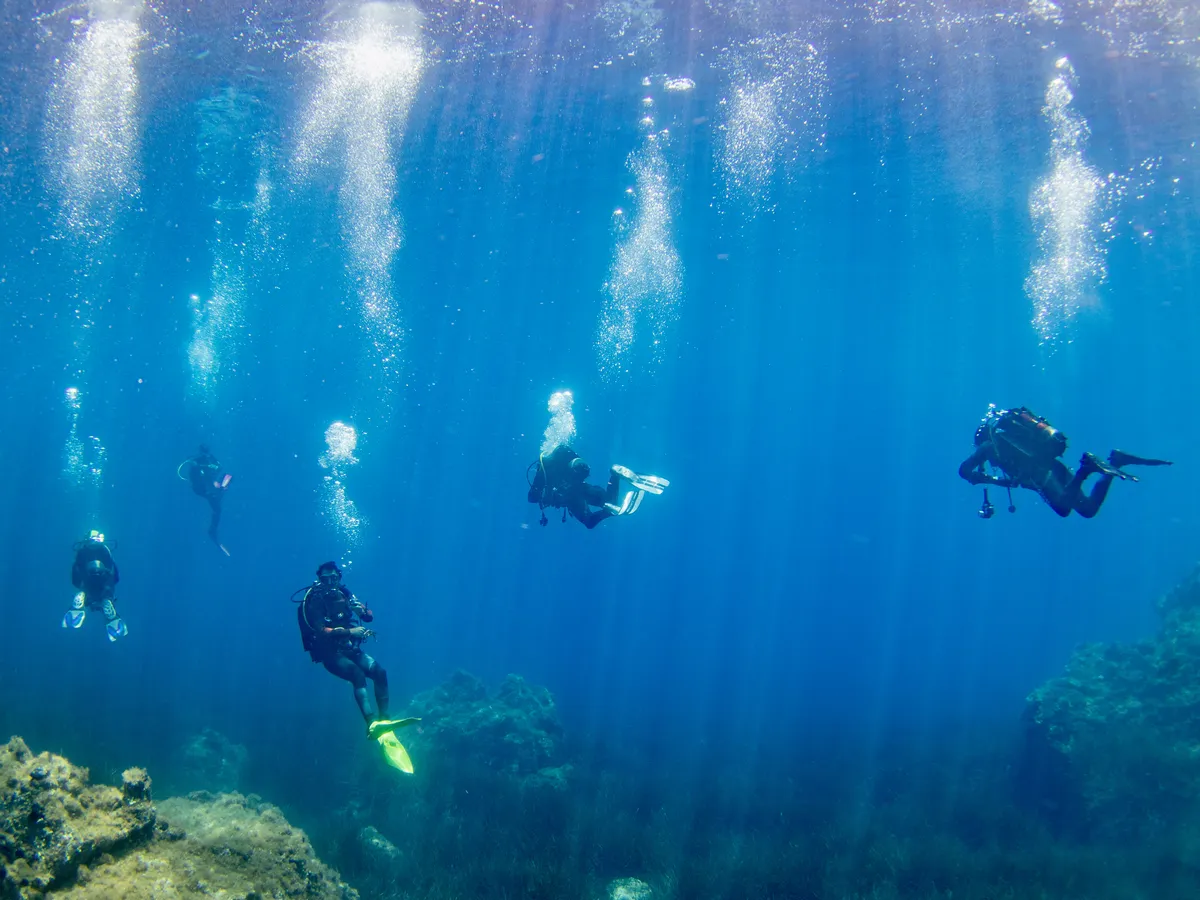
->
[178,445,231,555]
[959,405,1172,518]
[296,562,405,741]
[527,444,669,529]
[64,531,128,641]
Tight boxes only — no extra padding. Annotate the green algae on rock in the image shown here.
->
[0,737,357,899]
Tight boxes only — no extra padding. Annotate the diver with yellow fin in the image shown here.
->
[294,562,418,767]
[959,405,1172,518]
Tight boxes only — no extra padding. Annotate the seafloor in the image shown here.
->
[8,568,1200,898]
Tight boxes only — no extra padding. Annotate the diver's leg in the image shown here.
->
[207,498,230,555]
[1074,473,1114,518]
[568,492,611,528]
[63,591,86,628]
[207,497,222,539]
[1039,462,1077,518]
[323,654,372,721]
[101,594,128,641]
[605,471,621,505]
[362,653,389,719]
[1053,456,1113,518]
[578,508,613,529]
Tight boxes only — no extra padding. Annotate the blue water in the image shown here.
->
[1,0,1198,894]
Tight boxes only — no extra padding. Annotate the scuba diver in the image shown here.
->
[527,443,669,529]
[294,562,413,747]
[959,405,1172,519]
[64,530,128,642]
[177,445,232,556]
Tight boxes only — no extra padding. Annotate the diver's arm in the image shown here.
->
[528,467,545,503]
[348,593,373,622]
[958,446,996,485]
[323,626,369,638]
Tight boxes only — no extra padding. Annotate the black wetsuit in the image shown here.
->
[71,542,119,608]
[186,452,224,543]
[528,444,621,529]
[959,410,1112,518]
[300,584,389,722]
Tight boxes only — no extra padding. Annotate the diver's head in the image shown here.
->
[316,561,342,587]
[88,529,105,543]
[569,458,590,480]
[86,559,106,575]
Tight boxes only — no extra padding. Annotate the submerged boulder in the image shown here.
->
[179,727,248,794]
[0,736,356,899]
[0,737,156,895]
[1022,564,1200,838]
[608,877,653,900]
[405,670,569,789]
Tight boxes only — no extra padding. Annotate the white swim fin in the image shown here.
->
[611,465,669,495]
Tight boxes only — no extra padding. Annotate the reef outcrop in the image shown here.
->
[404,669,570,789]
[1022,564,1200,838]
[330,670,572,898]
[0,736,356,899]
[179,727,248,794]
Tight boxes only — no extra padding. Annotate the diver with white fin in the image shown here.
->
[959,405,1172,519]
[527,444,670,529]
[178,445,232,555]
[64,530,128,642]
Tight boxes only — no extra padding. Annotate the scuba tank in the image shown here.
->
[993,407,1067,460]
[292,585,322,661]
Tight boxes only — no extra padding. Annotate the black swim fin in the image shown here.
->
[1109,450,1173,469]
[1082,452,1135,481]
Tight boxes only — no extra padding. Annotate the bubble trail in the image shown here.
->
[716,33,828,215]
[294,1,426,402]
[596,84,682,385]
[45,0,146,243]
[189,90,274,404]
[319,421,364,557]
[44,1,145,488]
[541,391,577,456]
[1025,57,1107,349]
[62,387,106,490]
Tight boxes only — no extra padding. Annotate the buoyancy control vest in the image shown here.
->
[992,407,1067,462]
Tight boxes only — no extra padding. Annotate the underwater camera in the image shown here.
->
[978,489,996,519]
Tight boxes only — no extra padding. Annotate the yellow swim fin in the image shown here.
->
[366,716,422,741]
[378,731,414,774]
